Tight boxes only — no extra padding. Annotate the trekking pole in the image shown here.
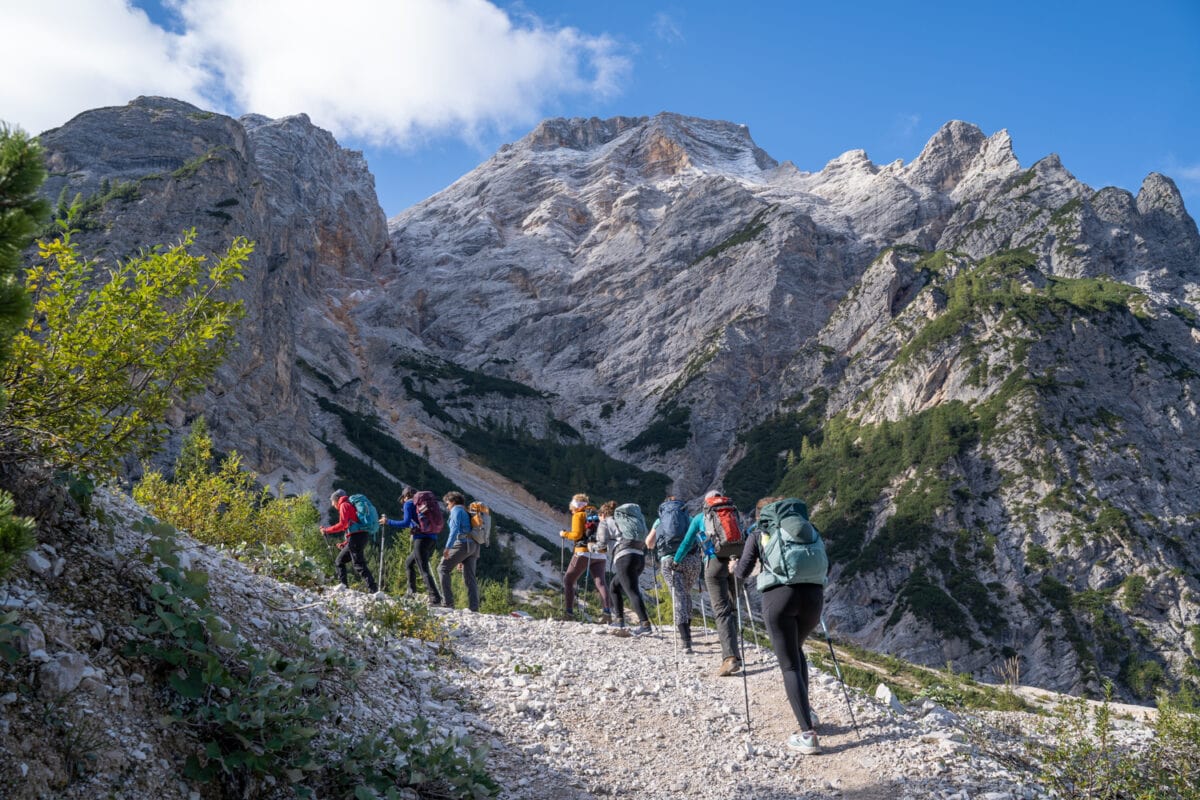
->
[735,590,753,756]
[377,523,386,593]
[820,616,862,739]
[653,557,664,632]
[698,582,709,639]
[581,557,593,623]
[740,583,758,656]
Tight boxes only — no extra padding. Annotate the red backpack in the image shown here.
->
[702,494,744,558]
[412,490,445,534]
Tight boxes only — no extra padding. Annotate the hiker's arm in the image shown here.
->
[385,500,417,529]
[732,530,760,583]
[561,510,585,541]
[322,503,357,536]
[672,514,704,562]
[644,521,658,550]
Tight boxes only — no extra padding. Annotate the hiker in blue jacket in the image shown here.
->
[382,486,442,605]
[437,491,479,612]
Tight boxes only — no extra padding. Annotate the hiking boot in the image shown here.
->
[718,656,742,676]
[678,623,693,654]
[558,612,577,622]
[786,731,821,755]
[610,624,632,638]
[630,623,652,637]
[599,612,613,624]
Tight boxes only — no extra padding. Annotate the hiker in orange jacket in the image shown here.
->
[559,493,613,621]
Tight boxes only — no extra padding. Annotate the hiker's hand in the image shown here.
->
[336,541,346,549]
[456,563,463,572]
[380,515,389,525]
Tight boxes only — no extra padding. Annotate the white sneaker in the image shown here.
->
[787,731,821,755]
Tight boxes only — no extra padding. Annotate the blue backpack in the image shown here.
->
[655,499,690,559]
[348,494,380,539]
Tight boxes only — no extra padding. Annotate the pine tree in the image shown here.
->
[0,125,49,374]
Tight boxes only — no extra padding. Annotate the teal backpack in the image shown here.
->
[756,497,828,591]
[348,494,381,539]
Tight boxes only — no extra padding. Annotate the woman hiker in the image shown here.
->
[381,486,442,605]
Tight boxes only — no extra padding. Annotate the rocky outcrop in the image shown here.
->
[36,97,391,479]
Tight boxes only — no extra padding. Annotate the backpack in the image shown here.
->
[612,503,648,541]
[702,494,744,559]
[347,494,380,539]
[583,506,600,543]
[655,499,690,559]
[413,490,444,534]
[612,503,648,555]
[756,497,828,591]
[467,502,492,547]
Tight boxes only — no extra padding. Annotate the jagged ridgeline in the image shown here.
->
[32,98,1200,699]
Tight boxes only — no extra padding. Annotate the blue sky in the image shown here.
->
[3,1,1198,217]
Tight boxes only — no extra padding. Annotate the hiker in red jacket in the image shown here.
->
[321,489,377,592]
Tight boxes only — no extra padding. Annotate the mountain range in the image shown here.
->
[31,96,1200,699]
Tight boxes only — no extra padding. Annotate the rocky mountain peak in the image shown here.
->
[904,119,988,191]
[524,115,648,151]
[1137,172,1191,219]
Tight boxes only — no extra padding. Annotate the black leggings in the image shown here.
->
[405,537,440,602]
[760,583,824,731]
[608,553,649,624]
[335,532,377,592]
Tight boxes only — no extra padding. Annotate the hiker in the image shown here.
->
[734,496,828,755]
[558,493,613,621]
[692,490,745,676]
[381,486,442,605]
[321,489,378,593]
[646,495,702,654]
[606,502,652,637]
[437,491,479,612]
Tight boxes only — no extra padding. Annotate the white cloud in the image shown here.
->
[652,12,683,44]
[0,0,629,144]
[0,0,208,134]
[1177,164,1200,182]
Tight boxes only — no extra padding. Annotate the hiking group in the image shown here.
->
[320,486,492,612]
[559,490,830,756]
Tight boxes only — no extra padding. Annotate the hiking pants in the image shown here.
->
[336,532,377,592]
[406,537,441,603]
[704,556,739,660]
[438,542,479,612]
[760,583,824,731]
[663,550,702,626]
[609,552,649,624]
[564,554,610,615]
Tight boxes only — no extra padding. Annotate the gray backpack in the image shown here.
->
[612,504,647,554]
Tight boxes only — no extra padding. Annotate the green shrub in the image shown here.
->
[1034,689,1200,799]
[479,579,514,615]
[1,229,250,474]
[134,419,317,550]
[319,719,498,799]
[0,489,35,583]
[361,596,448,648]
[128,518,358,789]
[1121,574,1147,610]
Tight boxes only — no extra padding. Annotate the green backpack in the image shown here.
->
[756,497,828,591]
